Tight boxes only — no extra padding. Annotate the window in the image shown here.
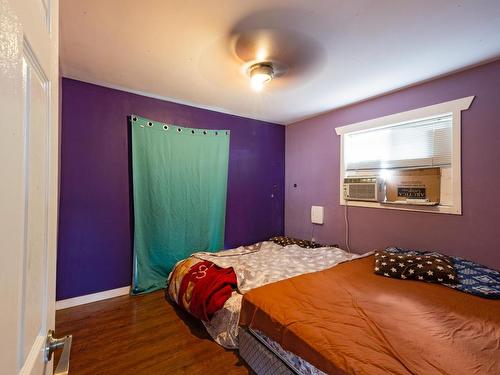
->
[336,96,474,214]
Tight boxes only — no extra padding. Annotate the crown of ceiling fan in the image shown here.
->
[231,27,325,92]
[198,10,327,94]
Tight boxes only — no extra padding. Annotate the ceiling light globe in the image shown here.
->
[248,63,274,91]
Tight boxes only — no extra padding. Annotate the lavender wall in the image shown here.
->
[57,78,285,300]
[286,60,500,270]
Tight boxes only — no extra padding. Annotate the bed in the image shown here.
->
[167,240,500,374]
[167,239,362,349]
[239,254,500,374]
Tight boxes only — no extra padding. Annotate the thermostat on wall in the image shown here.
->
[311,206,324,225]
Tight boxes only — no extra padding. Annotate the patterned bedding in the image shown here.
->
[194,241,361,293]
[168,259,237,321]
[168,241,362,348]
[386,246,500,298]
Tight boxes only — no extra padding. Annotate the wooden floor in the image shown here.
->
[55,290,250,374]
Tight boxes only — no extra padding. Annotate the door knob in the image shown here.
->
[44,329,72,375]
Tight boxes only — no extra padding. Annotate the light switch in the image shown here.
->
[311,206,324,224]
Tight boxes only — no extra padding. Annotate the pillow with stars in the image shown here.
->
[374,250,458,284]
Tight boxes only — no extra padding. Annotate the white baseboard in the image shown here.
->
[56,286,131,310]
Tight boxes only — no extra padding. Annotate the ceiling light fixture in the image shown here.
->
[248,62,274,91]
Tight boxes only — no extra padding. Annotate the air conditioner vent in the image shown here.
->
[343,177,385,202]
[348,184,376,200]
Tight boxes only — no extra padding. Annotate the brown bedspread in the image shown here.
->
[239,255,500,375]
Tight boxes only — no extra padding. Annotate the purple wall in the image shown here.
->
[57,78,285,300]
[286,60,500,270]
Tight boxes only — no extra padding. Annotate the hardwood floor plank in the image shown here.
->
[55,291,249,374]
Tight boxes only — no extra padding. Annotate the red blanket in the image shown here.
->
[177,260,236,321]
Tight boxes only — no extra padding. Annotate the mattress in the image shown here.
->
[239,255,500,374]
[239,328,325,375]
[239,328,295,375]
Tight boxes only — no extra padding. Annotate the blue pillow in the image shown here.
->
[386,247,500,299]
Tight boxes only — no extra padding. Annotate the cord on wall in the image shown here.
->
[311,223,315,243]
[344,200,351,253]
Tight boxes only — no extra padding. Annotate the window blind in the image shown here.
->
[344,114,452,170]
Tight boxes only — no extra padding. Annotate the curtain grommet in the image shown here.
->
[177,128,182,132]
[147,122,153,127]
[163,125,169,130]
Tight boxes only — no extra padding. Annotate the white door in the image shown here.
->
[0,0,61,374]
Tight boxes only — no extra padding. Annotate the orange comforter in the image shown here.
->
[239,255,500,375]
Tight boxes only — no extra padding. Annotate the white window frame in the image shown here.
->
[335,96,474,215]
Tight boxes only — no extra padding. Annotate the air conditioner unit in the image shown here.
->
[343,177,385,202]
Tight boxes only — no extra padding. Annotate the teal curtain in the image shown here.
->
[130,115,230,294]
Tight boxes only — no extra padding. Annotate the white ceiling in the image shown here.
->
[61,0,500,125]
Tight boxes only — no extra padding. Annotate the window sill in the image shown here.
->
[340,199,461,215]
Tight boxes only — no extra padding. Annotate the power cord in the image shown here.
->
[344,200,351,253]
